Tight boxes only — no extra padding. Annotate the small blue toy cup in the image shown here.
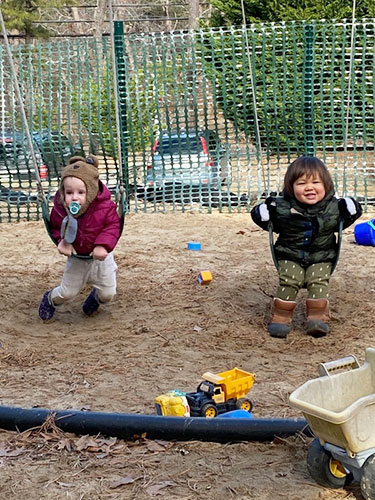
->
[187,241,201,251]
[217,410,253,419]
[354,219,375,246]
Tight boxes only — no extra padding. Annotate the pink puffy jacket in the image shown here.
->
[50,181,122,255]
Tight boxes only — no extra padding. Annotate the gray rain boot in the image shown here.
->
[268,298,297,339]
[306,299,330,337]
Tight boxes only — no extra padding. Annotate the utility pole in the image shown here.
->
[188,0,200,30]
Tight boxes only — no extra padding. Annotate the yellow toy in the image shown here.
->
[198,270,212,285]
[155,367,256,418]
[155,390,190,417]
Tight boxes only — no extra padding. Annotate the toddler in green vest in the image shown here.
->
[251,156,362,339]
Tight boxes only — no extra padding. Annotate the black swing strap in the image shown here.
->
[41,183,126,261]
[268,218,344,275]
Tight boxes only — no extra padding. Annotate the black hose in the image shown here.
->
[0,405,311,443]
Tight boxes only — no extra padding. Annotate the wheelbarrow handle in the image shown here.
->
[317,355,360,377]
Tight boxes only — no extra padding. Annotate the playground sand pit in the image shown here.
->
[0,209,375,499]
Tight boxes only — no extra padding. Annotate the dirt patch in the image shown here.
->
[0,210,374,499]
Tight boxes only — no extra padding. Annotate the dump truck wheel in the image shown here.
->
[201,403,217,418]
[307,438,352,488]
[235,398,253,412]
[360,454,375,500]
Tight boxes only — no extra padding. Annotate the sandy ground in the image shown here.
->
[0,209,375,499]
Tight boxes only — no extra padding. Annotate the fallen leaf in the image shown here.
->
[101,437,117,447]
[56,438,73,452]
[146,441,167,452]
[0,447,25,457]
[109,476,141,489]
[74,435,119,453]
[75,435,102,451]
[56,482,74,488]
[41,432,60,441]
[145,480,177,496]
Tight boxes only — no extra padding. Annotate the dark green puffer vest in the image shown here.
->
[271,191,340,267]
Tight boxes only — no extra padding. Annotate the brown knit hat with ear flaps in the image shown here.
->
[60,156,99,216]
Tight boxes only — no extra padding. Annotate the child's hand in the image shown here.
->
[258,203,270,222]
[57,240,74,256]
[92,245,108,261]
[338,197,358,216]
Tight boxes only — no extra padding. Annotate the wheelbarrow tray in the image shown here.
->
[289,348,375,454]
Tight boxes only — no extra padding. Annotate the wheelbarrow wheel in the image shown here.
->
[307,438,353,488]
[361,454,375,500]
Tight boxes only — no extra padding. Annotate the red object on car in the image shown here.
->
[39,164,48,180]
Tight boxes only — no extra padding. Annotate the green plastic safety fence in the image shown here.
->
[1,19,375,222]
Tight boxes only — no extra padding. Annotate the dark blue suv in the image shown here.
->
[0,129,84,183]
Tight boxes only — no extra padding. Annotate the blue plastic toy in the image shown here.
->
[187,241,201,251]
[217,410,254,419]
[354,219,375,246]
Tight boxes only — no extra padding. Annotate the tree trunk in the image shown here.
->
[94,0,108,39]
[188,0,200,30]
[71,7,84,35]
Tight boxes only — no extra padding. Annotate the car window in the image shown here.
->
[0,141,26,159]
[205,132,221,152]
[37,134,69,151]
[51,134,70,149]
[158,136,202,155]
[208,137,219,150]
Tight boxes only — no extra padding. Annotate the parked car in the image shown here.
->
[0,129,85,183]
[32,130,85,178]
[0,130,44,183]
[146,129,231,188]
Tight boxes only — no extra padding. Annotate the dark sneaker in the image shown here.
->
[39,291,55,320]
[82,288,100,316]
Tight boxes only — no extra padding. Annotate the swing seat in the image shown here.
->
[41,183,127,260]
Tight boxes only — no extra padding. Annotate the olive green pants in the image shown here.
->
[276,260,332,301]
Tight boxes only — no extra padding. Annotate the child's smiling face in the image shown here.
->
[293,172,326,205]
[63,176,87,208]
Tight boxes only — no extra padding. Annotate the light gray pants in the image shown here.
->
[276,260,332,301]
[51,252,117,307]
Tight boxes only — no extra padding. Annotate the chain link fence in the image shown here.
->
[1,19,375,222]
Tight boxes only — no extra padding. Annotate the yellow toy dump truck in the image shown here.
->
[186,367,256,418]
[155,367,256,418]
[155,368,255,418]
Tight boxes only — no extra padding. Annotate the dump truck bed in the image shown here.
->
[203,367,255,400]
[289,348,375,454]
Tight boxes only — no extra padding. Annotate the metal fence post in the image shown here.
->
[303,24,315,156]
[113,21,129,196]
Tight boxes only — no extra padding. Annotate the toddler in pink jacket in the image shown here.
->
[39,155,122,320]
